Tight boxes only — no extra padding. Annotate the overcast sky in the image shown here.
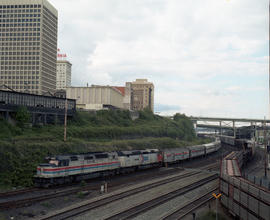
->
[50,0,268,118]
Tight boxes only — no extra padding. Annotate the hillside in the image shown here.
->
[0,109,210,188]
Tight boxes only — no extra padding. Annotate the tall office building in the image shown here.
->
[56,60,71,90]
[125,79,154,111]
[0,0,58,95]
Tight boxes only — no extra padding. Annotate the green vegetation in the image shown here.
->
[15,106,31,128]
[198,210,227,220]
[0,108,210,188]
[77,191,86,198]
[0,213,6,220]
[40,201,52,208]
[80,180,86,187]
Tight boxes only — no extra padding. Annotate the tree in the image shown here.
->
[16,106,30,128]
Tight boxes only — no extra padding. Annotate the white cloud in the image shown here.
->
[50,0,268,118]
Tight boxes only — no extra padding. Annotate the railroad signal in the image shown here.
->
[212,193,221,199]
[212,193,222,220]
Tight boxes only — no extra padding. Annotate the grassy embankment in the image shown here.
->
[0,109,210,188]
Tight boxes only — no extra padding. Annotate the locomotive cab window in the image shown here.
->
[59,159,69,167]
[95,154,108,159]
[84,156,94,160]
[117,151,125,156]
[70,156,78,161]
[131,151,140,155]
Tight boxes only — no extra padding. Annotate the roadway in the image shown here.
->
[190,116,270,124]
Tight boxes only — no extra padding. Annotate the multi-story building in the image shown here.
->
[66,85,124,110]
[64,79,154,111]
[0,0,58,95]
[56,60,71,90]
[123,82,131,110]
[125,79,154,111]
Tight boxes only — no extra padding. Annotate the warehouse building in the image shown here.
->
[66,85,124,110]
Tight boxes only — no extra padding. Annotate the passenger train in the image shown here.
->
[35,139,221,187]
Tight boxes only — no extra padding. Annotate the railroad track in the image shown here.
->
[0,187,39,198]
[0,167,183,210]
[104,174,218,220]
[201,162,220,171]
[37,170,205,220]
[243,150,263,175]
[182,161,220,172]
[0,187,90,210]
[161,187,218,220]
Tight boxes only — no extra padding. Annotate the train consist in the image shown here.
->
[220,135,255,177]
[221,151,242,177]
[220,135,254,166]
[220,135,253,150]
[220,148,270,219]
[35,139,221,187]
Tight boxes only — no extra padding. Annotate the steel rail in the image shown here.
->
[105,174,218,220]
[38,170,203,220]
[0,167,182,210]
[0,187,39,198]
[161,188,218,220]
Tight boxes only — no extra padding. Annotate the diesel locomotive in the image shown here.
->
[35,139,221,187]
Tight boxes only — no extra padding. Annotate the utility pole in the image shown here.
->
[212,193,221,220]
[264,117,267,177]
[219,121,222,136]
[64,98,67,142]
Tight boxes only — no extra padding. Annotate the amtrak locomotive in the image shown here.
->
[35,139,220,187]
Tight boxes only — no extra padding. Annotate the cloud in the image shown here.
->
[155,104,181,113]
[50,0,268,118]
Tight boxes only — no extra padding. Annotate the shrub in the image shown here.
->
[0,109,202,188]
[41,201,51,208]
[16,106,30,128]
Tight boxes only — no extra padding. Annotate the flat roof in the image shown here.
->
[0,0,58,17]
[0,89,75,101]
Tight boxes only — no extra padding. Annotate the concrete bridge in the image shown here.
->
[190,116,270,124]
[190,116,270,138]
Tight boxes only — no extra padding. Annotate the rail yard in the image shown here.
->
[0,165,219,220]
[220,136,270,220]
[0,136,269,220]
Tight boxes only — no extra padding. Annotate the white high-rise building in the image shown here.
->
[0,0,58,95]
[56,60,71,90]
